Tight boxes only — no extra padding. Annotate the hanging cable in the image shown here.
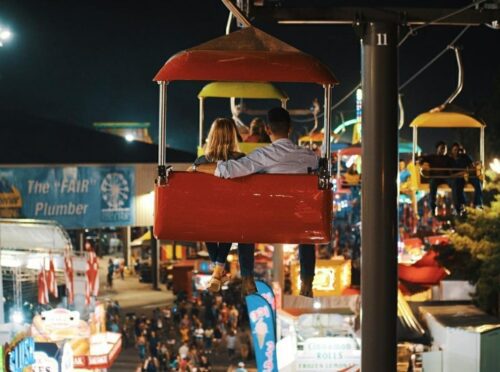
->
[399,26,470,91]
[398,0,486,47]
[294,83,361,123]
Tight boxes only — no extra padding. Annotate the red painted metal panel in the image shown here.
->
[154,51,337,84]
[154,172,332,244]
[398,264,448,285]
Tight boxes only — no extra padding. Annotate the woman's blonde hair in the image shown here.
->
[204,118,240,161]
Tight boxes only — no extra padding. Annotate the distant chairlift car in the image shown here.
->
[409,46,486,197]
[197,81,288,156]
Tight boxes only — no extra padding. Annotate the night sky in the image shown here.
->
[0,0,499,156]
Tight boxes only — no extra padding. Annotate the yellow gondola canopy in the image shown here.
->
[198,82,288,100]
[410,111,485,128]
[299,131,324,142]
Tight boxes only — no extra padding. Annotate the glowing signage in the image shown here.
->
[296,337,360,371]
[41,308,80,329]
[9,337,35,372]
[32,351,58,372]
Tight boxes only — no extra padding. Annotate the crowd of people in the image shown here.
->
[106,288,252,372]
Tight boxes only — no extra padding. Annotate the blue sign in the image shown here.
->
[9,337,35,372]
[256,280,276,320]
[0,166,135,228]
[246,294,278,372]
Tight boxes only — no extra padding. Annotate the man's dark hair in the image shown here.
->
[266,107,291,135]
[435,140,446,149]
[451,142,461,149]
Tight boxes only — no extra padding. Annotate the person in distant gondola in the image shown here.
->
[450,142,483,214]
[419,141,454,216]
[244,117,270,143]
[190,118,245,293]
[193,107,319,297]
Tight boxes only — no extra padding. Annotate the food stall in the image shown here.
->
[30,307,121,371]
[290,258,351,296]
[276,295,360,371]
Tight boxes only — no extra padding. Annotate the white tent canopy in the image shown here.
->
[0,219,71,252]
[0,219,72,270]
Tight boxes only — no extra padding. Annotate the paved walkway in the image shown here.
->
[97,256,175,313]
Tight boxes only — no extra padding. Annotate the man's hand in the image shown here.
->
[194,163,217,175]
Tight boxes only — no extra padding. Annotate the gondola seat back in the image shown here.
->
[154,172,332,244]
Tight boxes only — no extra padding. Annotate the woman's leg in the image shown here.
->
[215,242,232,265]
[299,244,316,297]
[237,243,254,277]
[205,242,218,263]
[238,243,257,296]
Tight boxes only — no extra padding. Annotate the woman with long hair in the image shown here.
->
[191,118,244,292]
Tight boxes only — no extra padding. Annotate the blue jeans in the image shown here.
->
[470,178,483,207]
[429,179,454,213]
[299,244,316,278]
[238,243,254,277]
[453,178,483,211]
[206,242,232,265]
[238,243,316,278]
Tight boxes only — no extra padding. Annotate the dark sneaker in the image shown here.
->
[300,277,314,298]
[241,276,257,297]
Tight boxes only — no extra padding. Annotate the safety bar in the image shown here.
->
[419,165,484,179]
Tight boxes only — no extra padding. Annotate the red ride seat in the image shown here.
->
[154,172,332,244]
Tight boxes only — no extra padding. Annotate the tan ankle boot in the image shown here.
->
[241,276,257,297]
[300,276,314,298]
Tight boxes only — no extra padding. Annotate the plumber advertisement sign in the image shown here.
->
[0,166,134,228]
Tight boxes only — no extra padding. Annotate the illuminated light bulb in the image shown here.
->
[12,310,23,324]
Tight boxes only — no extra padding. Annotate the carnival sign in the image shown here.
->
[246,294,278,372]
[296,337,360,371]
[0,166,135,228]
[8,337,35,372]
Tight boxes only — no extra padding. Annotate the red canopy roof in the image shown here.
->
[154,27,338,85]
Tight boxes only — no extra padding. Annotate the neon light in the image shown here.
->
[333,119,357,134]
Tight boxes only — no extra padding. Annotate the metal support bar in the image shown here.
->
[158,82,167,167]
[323,84,332,172]
[443,46,464,106]
[318,85,332,190]
[157,82,168,183]
[221,0,252,28]
[361,22,399,372]
[249,5,500,26]
[199,98,205,147]
[480,126,485,165]
[412,126,418,164]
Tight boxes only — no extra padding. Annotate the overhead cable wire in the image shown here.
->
[399,26,470,91]
[298,22,474,124]
[266,2,482,125]
[398,0,487,47]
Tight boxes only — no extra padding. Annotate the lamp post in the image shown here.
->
[490,158,500,174]
[0,26,12,47]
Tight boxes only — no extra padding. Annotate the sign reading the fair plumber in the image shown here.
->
[0,166,135,228]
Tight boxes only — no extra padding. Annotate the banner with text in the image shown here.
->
[246,294,278,372]
[0,166,135,228]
